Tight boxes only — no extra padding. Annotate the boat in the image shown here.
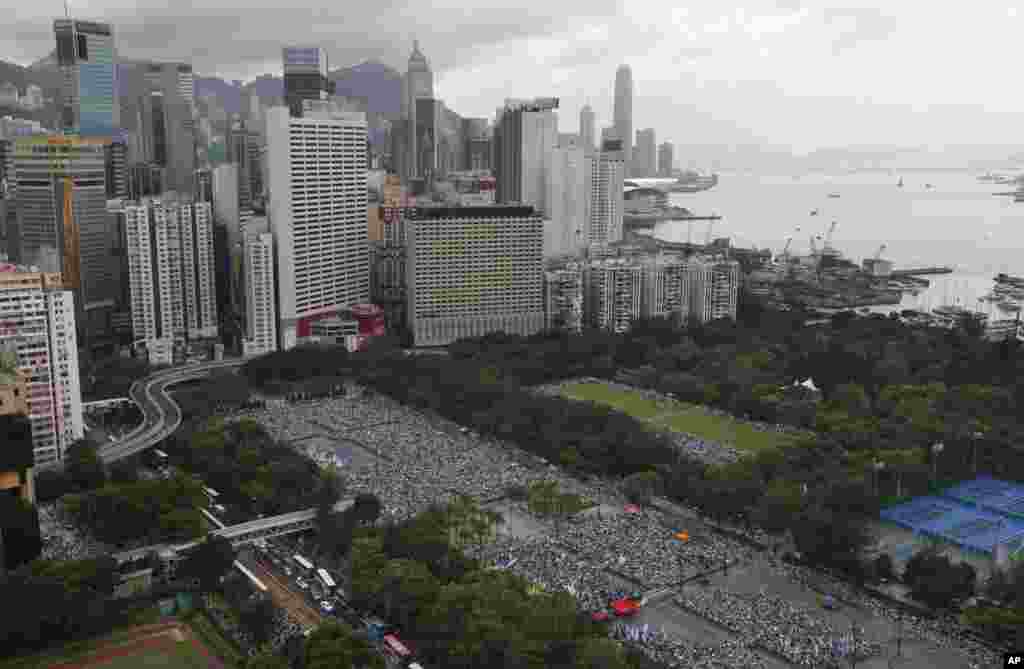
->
[810,209,819,216]
[897,177,903,188]
[925,184,934,189]
[827,193,841,199]
[995,273,1024,288]
[668,172,719,193]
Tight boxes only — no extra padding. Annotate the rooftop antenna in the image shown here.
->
[64,0,69,17]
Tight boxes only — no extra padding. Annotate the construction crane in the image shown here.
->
[824,221,838,250]
[779,236,794,262]
[705,218,717,245]
[873,244,887,260]
[809,235,818,256]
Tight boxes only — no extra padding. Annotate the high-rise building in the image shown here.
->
[241,218,277,357]
[658,141,674,177]
[414,98,440,182]
[462,118,491,172]
[212,163,249,315]
[127,162,163,200]
[544,264,583,333]
[405,205,544,346]
[585,258,642,333]
[403,41,434,180]
[579,105,595,155]
[613,65,633,171]
[104,136,127,199]
[11,136,115,350]
[688,257,740,323]
[641,256,688,322]
[0,268,83,465]
[586,141,625,246]
[54,19,117,136]
[227,118,255,210]
[265,106,369,350]
[544,145,587,258]
[633,128,656,178]
[0,340,35,506]
[123,196,218,363]
[283,47,334,118]
[494,97,558,212]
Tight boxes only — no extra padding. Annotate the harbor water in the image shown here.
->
[648,170,1024,314]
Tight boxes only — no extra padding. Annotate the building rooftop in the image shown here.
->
[408,205,537,220]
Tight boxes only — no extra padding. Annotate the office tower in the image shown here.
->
[613,65,633,172]
[544,264,583,333]
[658,141,674,177]
[585,258,642,333]
[494,97,558,212]
[241,218,277,356]
[462,118,491,172]
[687,258,740,323]
[414,98,440,182]
[405,205,544,346]
[283,47,334,118]
[265,106,369,350]
[634,128,656,178]
[586,141,625,246]
[0,269,84,465]
[123,197,217,349]
[127,162,164,200]
[193,168,213,203]
[601,126,617,144]
[579,105,595,155]
[227,118,254,210]
[119,61,196,194]
[544,145,587,258]
[211,163,247,315]
[403,41,434,180]
[54,19,117,136]
[104,135,127,199]
[11,136,115,350]
[641,256,688,322]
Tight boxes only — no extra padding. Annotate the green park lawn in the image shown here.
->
[559,381,804,454]
[84,641,211,669]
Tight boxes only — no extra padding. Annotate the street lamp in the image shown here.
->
[931,442,945,488]
[873,460,886,497]
[971,431,983,477]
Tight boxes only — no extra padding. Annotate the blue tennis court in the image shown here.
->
[941,476,1024,518]
[881,490,1024,555]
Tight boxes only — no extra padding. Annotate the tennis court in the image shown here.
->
[941,476,1024,519]
[881,490,1024,555]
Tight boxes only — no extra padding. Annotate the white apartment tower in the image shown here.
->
[123,197,218,363]
[406,206,544,346]
[544,145,587,258]
[0,270,84,465]
[586,147,625,246]
[585,259,643,333]
[642,257,689,322]
[689,258,740,323]
[265,106,369,350]
[242,218,278,356]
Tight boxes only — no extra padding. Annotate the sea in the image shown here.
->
[646,169,1024,316]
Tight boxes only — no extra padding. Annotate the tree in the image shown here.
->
[305,620,385,669]
[353,493,383,526]
[178,534,236,591]
[239,596,278,646]
[64,439,107,492]
[246,652,289,669]
[621,471,664,506]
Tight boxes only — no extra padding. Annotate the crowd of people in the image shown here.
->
[674,586,881,667]
[610,625,770,669]
[230,386,1003,669]
[37,502,109,562]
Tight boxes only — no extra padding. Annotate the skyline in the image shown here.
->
[5,3,1024,154]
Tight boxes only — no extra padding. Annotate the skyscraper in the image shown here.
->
[544,145,587,258]
[265,106,369,350]
[586,140,625,246]
[405,206,544,346]
[634,128,656,178]
[242,218,277,357]
[658,141,674,177]
[579,104,595,155]
[585,259,642,333]
[403,41,434,180]
[0,268,83,465]
[54,19,118,136]
[613,65,633,172]
[283,47,334,118]
[494,98,558,212]
[11,136,114,350]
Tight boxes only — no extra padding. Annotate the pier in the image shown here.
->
[890,267,953,277]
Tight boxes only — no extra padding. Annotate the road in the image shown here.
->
[93,359,248,465]
[242,556,324,630]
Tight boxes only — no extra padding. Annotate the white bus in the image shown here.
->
[293,554,314,573]
[203,487,220,500]
[316,567,336,592]
[153,449,168,461]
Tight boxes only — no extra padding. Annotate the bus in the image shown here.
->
[203,487,220,500]
[316,567,336,593]
[153,449,168,461]
[383,634,412,659]
[293,554,314,573]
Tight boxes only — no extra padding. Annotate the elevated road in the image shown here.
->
[93,359,249,465]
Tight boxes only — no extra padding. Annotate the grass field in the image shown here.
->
[559,381,804,454]
[81,640,212,669]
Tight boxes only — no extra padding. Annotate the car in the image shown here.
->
[320,600,334,613]
[297,580,309,590]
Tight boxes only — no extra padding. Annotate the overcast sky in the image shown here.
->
[6,1,1023,154]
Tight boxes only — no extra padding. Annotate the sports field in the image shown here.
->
[559,382,804,454]
[5,621,224,669]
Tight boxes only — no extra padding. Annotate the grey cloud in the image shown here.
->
[821,7,897,54]
[4,1,622,78]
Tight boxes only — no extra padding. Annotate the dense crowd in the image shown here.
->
[610,625,770,669]
[37,502,109,561]
[675,586,880,667]
[230,386,1001,669]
